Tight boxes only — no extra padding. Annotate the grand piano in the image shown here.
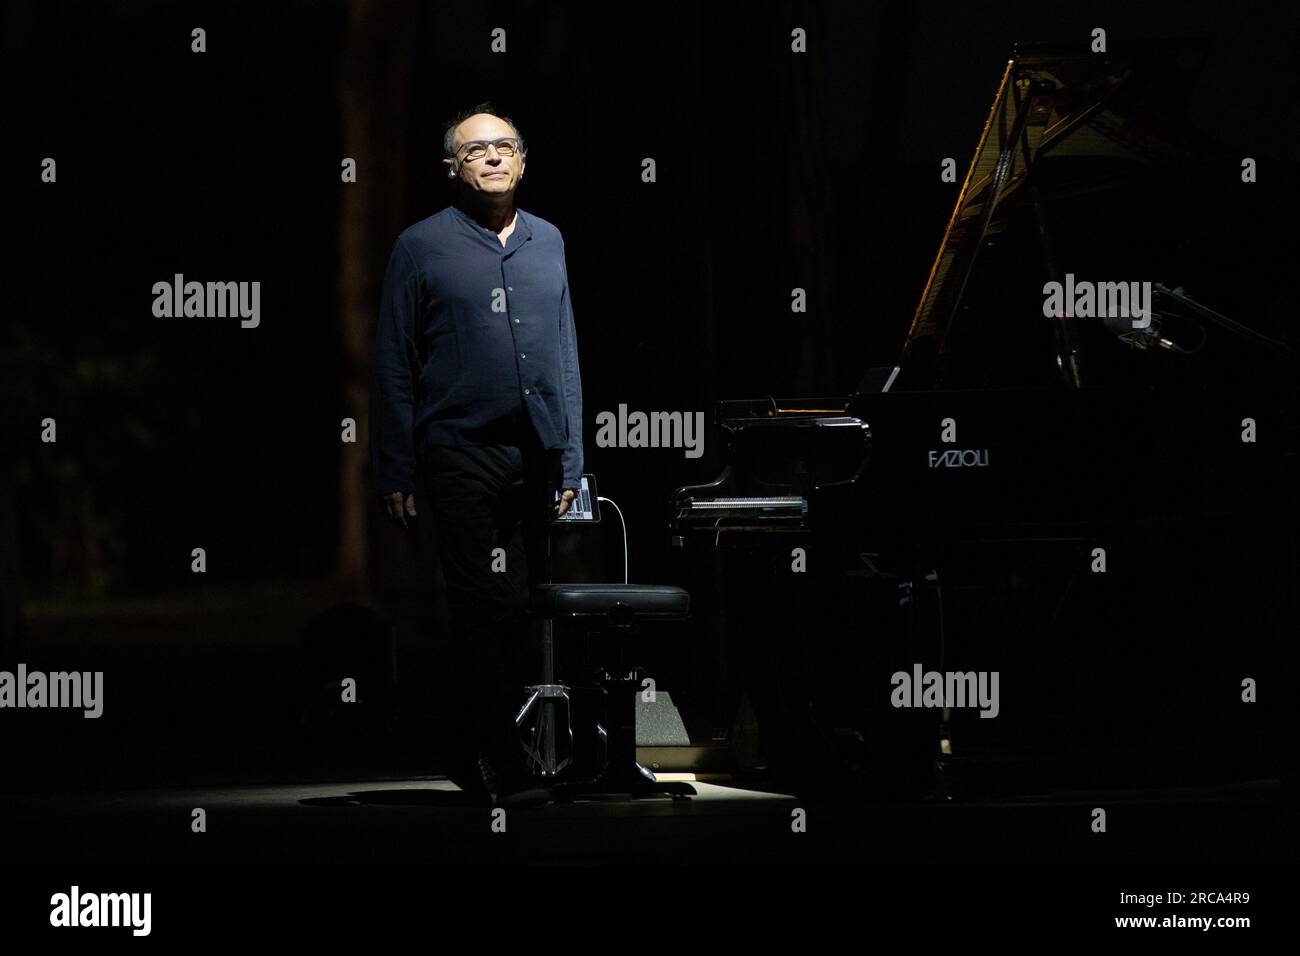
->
[668,41,1298,795]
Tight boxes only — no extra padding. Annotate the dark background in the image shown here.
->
[2,0,1296,789]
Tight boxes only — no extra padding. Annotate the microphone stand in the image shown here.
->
[1153,284,1299,361]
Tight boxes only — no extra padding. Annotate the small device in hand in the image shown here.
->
[553,473,600,522]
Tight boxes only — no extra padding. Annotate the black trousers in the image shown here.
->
[420,422,562,774]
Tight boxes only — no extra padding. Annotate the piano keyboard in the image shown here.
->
[683,496,808,514]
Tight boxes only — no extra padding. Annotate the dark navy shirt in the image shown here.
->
[369,204,584,496]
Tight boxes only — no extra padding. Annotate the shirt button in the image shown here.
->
[524,388,531,395]
[507,286,513,291]
[514,319,520,324]
[520,353,526,359]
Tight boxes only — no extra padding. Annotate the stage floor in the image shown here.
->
[4,774,1296,868]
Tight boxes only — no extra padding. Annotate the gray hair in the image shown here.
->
[442,101,526,164]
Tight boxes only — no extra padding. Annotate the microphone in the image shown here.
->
[1102,310,1168,350]
[1102,286,1203,353]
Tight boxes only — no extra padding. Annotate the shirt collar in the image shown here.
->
[450,203,532,253]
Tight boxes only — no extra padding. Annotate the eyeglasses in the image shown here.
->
[456,138,523,161]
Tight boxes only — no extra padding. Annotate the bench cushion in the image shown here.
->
[530,583,690,620]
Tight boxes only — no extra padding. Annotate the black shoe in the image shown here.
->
[446,756,493,805]
[478,755,553,808]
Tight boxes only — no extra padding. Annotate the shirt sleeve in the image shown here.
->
[558,244,584,488]
[369,236,421,497]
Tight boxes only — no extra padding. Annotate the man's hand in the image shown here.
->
[555,488,577,517]
[382,491,417,529]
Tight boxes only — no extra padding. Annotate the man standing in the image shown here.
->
[369,102,584,805]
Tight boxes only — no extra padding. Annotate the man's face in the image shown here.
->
[445,114,526,197]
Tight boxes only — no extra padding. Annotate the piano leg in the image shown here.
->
[722,547,935,802]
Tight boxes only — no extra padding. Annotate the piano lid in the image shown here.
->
[893,41,1225,391]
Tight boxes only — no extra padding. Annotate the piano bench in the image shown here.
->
[530,582,690,621]
[518,583,696,801]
